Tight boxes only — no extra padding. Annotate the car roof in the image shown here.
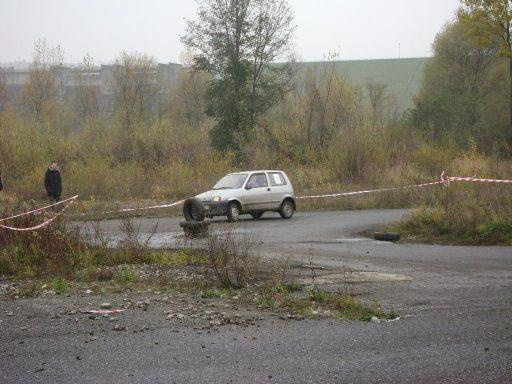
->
[228,170,285,175]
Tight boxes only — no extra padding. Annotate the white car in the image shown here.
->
[194,170,296,222]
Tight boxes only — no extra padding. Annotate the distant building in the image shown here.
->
[0,62,183,114]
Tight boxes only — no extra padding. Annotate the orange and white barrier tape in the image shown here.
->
[297,179,448,200]
[62,198,185,218]
[0,195,78,222]
[1,172,511,231]
[92,199,185,216]
[445,176,512,184]
[0,196,78,232]
[297,172,512,200]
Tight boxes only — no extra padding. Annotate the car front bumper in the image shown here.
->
[202,201,228,216]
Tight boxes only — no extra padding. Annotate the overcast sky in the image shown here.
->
[0,0,461,64]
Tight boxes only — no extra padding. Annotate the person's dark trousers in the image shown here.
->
[44,169,62,201]
[48,194,61,212]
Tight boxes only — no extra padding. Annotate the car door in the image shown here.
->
[266,171,288,209]
[242,172,271,210]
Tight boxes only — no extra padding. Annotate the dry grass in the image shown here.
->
[391,182,512,245]
[0,215,86,278]
[205,225,261,288]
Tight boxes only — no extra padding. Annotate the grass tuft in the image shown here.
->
[201,288,229,299]
[50,277,69,294]
[114,267,139,284]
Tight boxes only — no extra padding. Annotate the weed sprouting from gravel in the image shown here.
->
[275,282,303,293]
[240,285,397,321]
[114,267,139,284]
[50,277,69,294]
[205,224,261,289]
[118,217,159,259]
[170,249,209,267]
[201,288,229,299]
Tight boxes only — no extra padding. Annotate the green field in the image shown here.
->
[296,57,429,111]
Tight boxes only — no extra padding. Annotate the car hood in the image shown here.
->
[195,189,239,201]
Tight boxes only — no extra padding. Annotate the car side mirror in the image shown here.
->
[245,185,251,190]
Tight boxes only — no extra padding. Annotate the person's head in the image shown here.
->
[49,161,58,170]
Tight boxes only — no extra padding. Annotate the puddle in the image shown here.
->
[299,271,412,284]
[83,227,252,248]
[333,237,370,242]
[297,238,370,244]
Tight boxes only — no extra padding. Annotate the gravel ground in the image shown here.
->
[1,209,511,383]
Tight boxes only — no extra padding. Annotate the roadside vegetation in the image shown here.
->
[0,216,396,321]
[0,2,511,242]
[382,143,512,245]
[391,181,512,245]
[393,206,512,246]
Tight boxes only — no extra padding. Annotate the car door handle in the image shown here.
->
[267,188,271,191]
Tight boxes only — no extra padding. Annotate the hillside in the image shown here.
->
[297,57,429,111]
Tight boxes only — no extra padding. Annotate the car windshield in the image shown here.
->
[212,174,248,190]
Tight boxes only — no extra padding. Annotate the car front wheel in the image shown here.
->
[279,200,294,219]
[227,202,241,222]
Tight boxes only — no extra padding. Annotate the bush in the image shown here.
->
[206,226,260,289]
[0,214,86,278]
[394,182,512,245]
[413,144,454,175]
[0,209,178,280]
[478,220,512,245]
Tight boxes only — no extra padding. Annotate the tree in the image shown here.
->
[300,56,353,156]
[74,54,99,122]
[109,52,160,126]
[366,80,388,125]
[411,11,502,147]
[0,70,7,112]
[107,52,162,162]
[461,0,512,138]
[22,39,64,119]
[170,69,210,129]
[182,0,295,152]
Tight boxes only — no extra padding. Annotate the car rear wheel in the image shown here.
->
[279,200,294,219]
[227,202,241,222]
[250,212,264,220]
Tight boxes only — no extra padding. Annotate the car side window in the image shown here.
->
[269,172,287,186]
[246,173,268,188]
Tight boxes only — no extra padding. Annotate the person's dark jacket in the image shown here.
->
[44,168,62,200]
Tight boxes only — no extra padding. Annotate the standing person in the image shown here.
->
[44,161,62,202]
[0,171,3,192]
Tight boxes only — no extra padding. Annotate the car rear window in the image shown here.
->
[269,172,287,186]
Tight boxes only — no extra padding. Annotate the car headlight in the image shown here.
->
[212,196,222,202]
